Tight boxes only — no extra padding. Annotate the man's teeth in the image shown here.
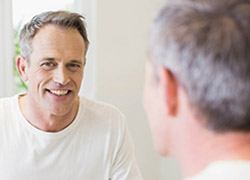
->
[49,89,69,96]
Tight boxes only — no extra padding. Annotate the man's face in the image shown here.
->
[23,24,86,116]
[143,61,171,156]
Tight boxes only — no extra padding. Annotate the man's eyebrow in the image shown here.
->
[40,58,84,65]
[41,57,56,61]
[69,60,83,64]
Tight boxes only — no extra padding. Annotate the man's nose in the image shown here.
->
[53,66,70,85]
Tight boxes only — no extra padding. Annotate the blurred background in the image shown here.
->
[0,0,181,179]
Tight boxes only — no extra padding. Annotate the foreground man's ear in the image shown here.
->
[159,67,178,117]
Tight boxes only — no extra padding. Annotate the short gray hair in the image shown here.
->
[150,0,250,132]
[19,10,89,58]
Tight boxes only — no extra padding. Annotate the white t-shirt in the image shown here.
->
[185,160,250,180]
[0,95,143,180]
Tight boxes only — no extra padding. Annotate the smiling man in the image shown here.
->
[0,11,142,180]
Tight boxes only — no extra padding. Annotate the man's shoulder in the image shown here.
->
[78,97,126,132]
[0,96,16,122]
[0,95,15,107]
[186,160,250,180]
[79,97,126,129]
[79,96,124,115]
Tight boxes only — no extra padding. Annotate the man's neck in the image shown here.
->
[170,88,250,178]
[18,94,79,132]
[176,126,250,178]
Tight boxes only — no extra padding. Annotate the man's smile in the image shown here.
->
[46,89,72,96]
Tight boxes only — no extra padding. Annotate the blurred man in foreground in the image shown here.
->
[144,0,250,179]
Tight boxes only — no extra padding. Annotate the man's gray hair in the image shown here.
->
[19,10,89,58]
[150,0,250,132]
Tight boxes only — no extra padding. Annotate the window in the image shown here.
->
[0,0,14,97]
[12,0,74,29]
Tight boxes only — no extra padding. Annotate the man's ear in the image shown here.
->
[159,67,178,116]
[16,55,29,82]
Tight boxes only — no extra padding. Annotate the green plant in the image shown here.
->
[14,27,27,93]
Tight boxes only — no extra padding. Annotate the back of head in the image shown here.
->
[19,10,89,58]
[150,0,250,132]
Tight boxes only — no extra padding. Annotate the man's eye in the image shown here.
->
[68,64,81,71]
[41,62,56,70]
